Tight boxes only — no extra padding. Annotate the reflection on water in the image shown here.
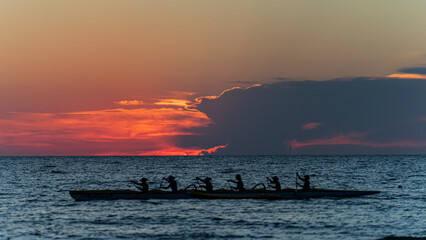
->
[0,156,425,239]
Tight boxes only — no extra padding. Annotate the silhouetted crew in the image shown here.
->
[266,176,281,191]
[297,173,311,190]
[131,178,149,193]
[228,174,245,191]
[196,177,213,192]
[161,175,178,192]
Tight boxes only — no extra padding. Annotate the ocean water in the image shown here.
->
[0,155,425,240]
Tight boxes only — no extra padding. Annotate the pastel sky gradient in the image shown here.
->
[1,1,426,155]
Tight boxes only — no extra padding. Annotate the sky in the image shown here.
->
[1,0,426,155]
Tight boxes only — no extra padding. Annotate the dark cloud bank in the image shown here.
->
[398,67,426,75]
[179,77,426,155]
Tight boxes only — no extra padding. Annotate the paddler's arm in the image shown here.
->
[296,172,304,181]
[130,180,142,186]
[131,181,143,191]
[227,180,238,190]
[196,177,206,184]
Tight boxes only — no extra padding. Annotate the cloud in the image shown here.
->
[289,132,426,153]
[114,100,144,106]
[168,91,197,98]
[154,99,191,108]
[177,77,426,154]
[273,77,291,81]
[301,122,321,130]
[386,67,426,79]
[226,81,259,84]
[387,73,426,79]
[398,67,426,75]
[0,106,225,156]
[139,144,228,156]
[2,77,425,155]
[194,84,261,104]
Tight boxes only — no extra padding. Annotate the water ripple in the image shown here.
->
[0,155,424,239]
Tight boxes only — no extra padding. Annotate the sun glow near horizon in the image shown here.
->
[0,99,228,156]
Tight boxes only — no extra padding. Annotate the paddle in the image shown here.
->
[226,180,233,190]
[130,180,143,191]
[196,177,207,190]
[266,177,275,190]
[159,178,165,191]
[251,183,266,192]
[184,184,198,191]
[295,173,298,192]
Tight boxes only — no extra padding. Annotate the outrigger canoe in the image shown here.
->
[69,189,380,201]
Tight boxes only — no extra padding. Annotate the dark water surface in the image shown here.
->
[0,156,425,239]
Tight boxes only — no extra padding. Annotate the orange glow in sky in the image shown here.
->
[387,74,426,79]
[0,101,227,155]
[114,100,145,106]
[138,144,228,156]
[154,99,192,108]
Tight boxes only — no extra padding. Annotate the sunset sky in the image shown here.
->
[1,0,426,155]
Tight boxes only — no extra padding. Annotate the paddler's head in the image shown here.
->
[236,174,241,180]
[205,177,211,182]
[141,178,147,183]
[272,176,279,181]
[305,175,310,180]
[168,175,175,181]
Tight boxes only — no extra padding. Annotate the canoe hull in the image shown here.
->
[69,189,380,201]
[272,189,381,199]
[191,189,380,200]
[69,190,191,201]
[191,192,282,200]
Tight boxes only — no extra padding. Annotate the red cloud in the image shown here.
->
[136,144,228,156]
[289,132,426,153]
